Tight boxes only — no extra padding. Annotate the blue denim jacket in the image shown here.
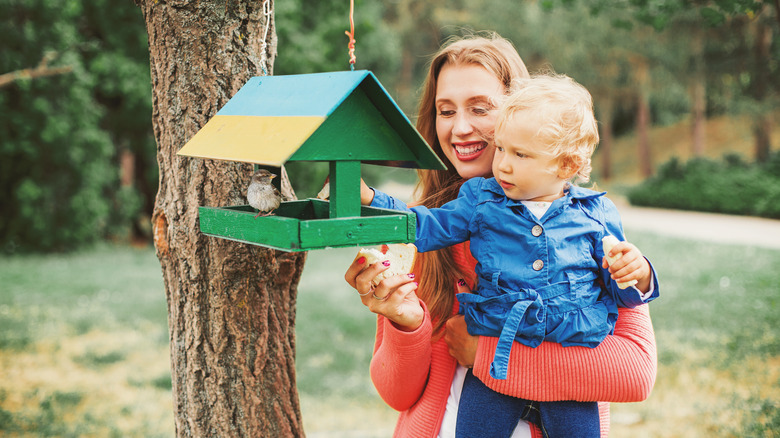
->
[371,177,659,380]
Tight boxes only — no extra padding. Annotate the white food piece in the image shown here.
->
[357,243,417,286]
[316,180,330,200]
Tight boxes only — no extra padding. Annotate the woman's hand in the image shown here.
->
[344,254,423,331]
[444,279,479,367]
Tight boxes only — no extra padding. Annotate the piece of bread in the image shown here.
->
[316,180,329,200]
[602,235,638,289]
[357,243,417,286]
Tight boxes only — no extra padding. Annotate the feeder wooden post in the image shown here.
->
[329,160,360,218]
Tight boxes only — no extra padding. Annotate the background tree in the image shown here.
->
[133,1,306,435]
[540,0,778,163]
[274,0,406,197]
[0,0,114,253]
[82,0,157,242]
[0,0,155,252]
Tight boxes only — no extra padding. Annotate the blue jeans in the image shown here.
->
[455,370,600,438]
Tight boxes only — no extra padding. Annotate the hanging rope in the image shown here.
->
[344,0,356,70]
[259,0,272,76]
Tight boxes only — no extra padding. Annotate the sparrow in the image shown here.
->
[247,169,281,218]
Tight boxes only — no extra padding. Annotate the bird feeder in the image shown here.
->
[177,70,446,251]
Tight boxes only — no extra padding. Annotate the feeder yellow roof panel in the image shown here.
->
[177,115,325,166]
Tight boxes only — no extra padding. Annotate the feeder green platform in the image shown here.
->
[178,70,446,251]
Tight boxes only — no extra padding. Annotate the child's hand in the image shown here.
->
[602,240,652,292]
[444,279,479,368]
[360,179,375,205]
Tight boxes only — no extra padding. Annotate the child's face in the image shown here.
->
[492,110,567,202]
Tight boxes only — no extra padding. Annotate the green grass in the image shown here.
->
[0,244,173,438]
[1,236,778,437]
[0,244,168,349]
[611,230,780,437]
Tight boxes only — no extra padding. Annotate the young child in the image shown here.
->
[365,74,658,437]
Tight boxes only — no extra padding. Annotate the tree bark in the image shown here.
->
[134,1,307,436]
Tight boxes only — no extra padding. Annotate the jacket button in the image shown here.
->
[531,225,543,237]
[532,259,544,271]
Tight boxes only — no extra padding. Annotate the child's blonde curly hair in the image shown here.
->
[495,73,599,183]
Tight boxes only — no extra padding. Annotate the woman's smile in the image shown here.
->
[453,141,488,161]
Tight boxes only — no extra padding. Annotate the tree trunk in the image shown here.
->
[752,18,772,162]
[691,80,706,157]
[134,1,307,436]
[690,30,706,157]
[634,59,653,178]
[630,56,653,179]
[637,92,653,178]
[598,98,614,181]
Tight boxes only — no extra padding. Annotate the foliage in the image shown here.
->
[81,0,156,239]
[0,0,776,252]
[541,0,767,30]
[0,0,154,253]
[627,152,780,218]
[0,0,113,253]
[275,0,410,195]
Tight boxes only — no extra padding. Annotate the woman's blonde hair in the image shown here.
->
[496,74,599,183]
[413,33,530,334]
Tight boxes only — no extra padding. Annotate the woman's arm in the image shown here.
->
[344,253,434,411]
[472,305,657,402]
[370,305,434,411]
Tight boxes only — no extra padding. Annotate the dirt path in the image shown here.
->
[613,197,780,249]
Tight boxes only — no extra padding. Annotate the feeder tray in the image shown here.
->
[198,199,415,251]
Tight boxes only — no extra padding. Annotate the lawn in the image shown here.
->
[0,230,778,437]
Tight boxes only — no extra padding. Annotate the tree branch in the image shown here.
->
[0,53,73,89]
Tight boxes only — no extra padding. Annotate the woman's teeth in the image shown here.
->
[454,143,485,156]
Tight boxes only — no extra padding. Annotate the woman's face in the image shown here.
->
[435,63,505,180]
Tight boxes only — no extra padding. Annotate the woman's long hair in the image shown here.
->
[412,33,530,335]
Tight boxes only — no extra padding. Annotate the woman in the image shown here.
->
[345,33,656,438]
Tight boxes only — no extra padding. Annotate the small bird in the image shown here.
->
[247,169,281,218]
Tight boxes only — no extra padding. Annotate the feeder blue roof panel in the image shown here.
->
[217,71,372,117]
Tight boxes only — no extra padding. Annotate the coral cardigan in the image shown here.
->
[369,242,657,438]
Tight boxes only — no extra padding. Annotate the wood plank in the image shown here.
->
[198,200,415,251]
[299,214,411,248]
[329,161,361,218]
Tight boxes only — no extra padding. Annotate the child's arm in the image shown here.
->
[597,198,659,307]
[366,179,482,253]
[360,178,375,205]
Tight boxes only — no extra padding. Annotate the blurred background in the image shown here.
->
[0,0,778,436]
